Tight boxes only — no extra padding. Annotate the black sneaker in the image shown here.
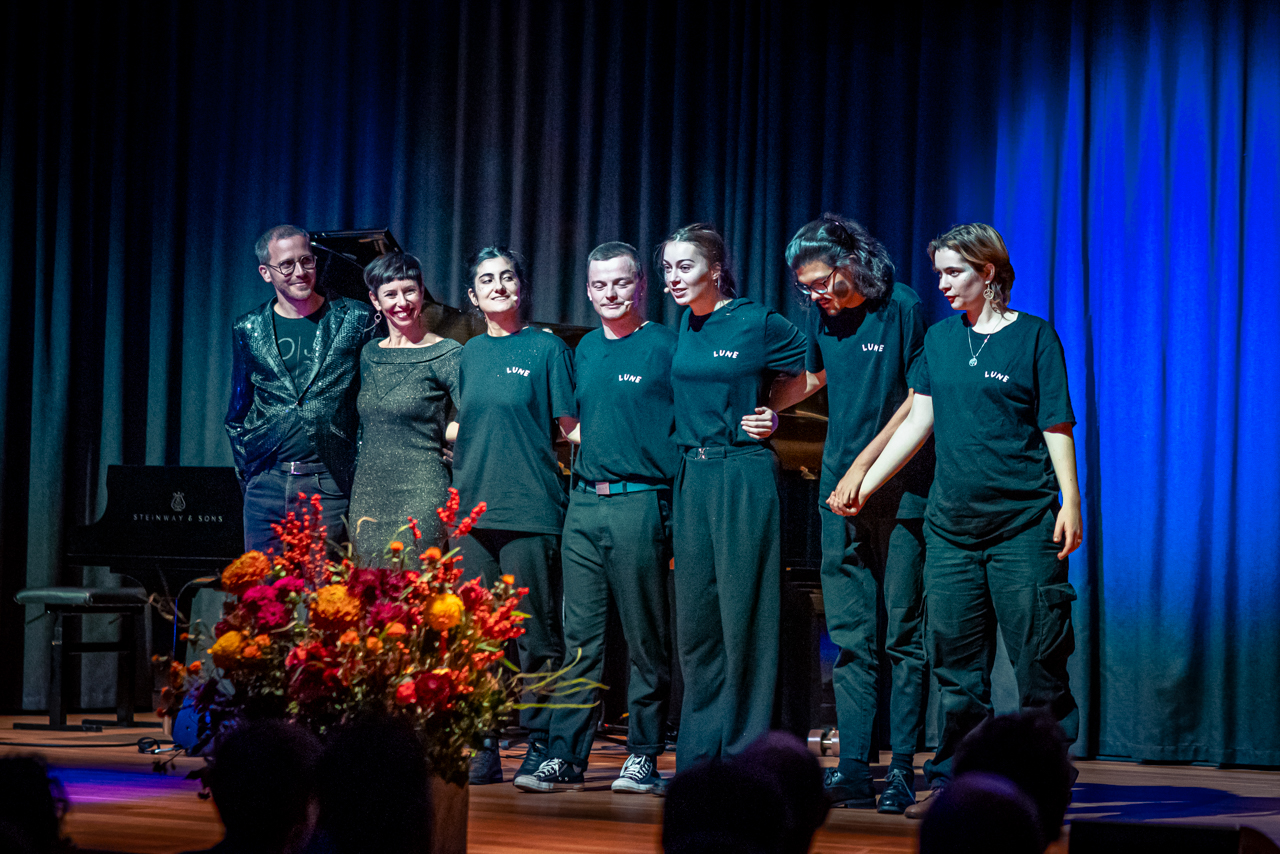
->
[877,768,916,814]
[516,738,549,778]
[469,744,503,785]
[823,767,876,808]
[513,758,585,793]
[611,754,663,794]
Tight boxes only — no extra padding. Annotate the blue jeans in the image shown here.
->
[242,466,348,552]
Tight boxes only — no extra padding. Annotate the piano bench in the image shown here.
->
[13,586,157,733]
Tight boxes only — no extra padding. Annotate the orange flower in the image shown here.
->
[209,631,245,669]
[253,634,270,647]
[500,574,515,586]
[421,546,442,562]
[385,622,407,639]
[310,584,362,632]
[366,636,384,654]
[222,551,273,595]
[339,629,360,645]
[242,644,262,659]
[389,541,404,553]
[426,593,465,631]
[186,660,202,675]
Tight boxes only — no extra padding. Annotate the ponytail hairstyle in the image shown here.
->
[927,223,1015,311]
[465,245,530,316]
[655,223,736,298]
[784,213,893,302]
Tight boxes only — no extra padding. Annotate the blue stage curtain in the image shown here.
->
[1,0,1276,764]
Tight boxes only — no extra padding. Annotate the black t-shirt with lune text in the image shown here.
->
[916,312,1075,545]
[671,298,807,450]
[573,322,679,484]
[806,283,934,519]
[271,301,329,463]
[453,327,577,534]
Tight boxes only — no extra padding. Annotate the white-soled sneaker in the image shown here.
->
[513,758,585,793]
[611,754,663,794]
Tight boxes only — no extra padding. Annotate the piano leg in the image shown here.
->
[115,611,136,727]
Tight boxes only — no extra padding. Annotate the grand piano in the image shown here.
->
[65,465,246,660]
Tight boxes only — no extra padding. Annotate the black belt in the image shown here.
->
[273,461,327,475]
[574,479,666,497]
[683,444,765,461]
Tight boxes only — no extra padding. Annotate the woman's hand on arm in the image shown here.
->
[740,370,827,440]
[740,407,779,440]
[1044,423,1083,559]
[827,391,917,515]
[854,394,934,512]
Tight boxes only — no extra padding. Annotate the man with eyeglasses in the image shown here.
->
[755,214,934,815]
[224,224,374,551]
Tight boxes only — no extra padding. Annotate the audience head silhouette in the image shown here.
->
[0,755,67,854]
[733,731,829,854]
[314,716,433,854]
[954,709,1075,841]
[918,772,1046,854]
[200,719,322,854]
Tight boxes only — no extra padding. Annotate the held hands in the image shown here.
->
[740,407,779,440]
[827,466,866,516]
[1053,501,1083,559]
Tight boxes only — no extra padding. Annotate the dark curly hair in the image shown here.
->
[784,213,893,302]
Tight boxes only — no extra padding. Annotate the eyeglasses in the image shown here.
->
[265,254,318,276]
[796,268,838,296]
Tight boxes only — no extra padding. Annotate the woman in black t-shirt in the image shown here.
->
[661,223,807,770]
[445,247,578,786]
[855,223,1083,816]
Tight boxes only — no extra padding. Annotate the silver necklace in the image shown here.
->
[967,325,992,367]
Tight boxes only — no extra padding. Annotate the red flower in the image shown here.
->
[395,680,417,706]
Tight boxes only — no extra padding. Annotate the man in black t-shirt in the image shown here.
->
[513,242,678,795]
[225,224,374,551]
[761,215,933,814]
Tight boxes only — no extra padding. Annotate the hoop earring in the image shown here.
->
[983,284,996,301]
[374,311,384,325]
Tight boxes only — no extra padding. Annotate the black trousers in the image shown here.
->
[461,528,565,739]
[672,445,781,771]
[820,509,928,766]
[922,509,1078,785]
[548,486,673,767]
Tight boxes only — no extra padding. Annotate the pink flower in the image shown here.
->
[273,576,306,595]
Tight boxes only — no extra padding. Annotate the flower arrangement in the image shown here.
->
[184,488,528,786]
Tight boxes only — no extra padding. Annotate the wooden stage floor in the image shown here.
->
[3,715,1279,853]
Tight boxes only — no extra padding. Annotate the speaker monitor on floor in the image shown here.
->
[1069,820,1280,854]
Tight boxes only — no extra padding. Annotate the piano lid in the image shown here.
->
[66,465,245,570]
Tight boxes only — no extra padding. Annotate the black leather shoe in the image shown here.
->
[823,767,877,808]
[516,738,549,778]
[877,768,916,814]
[469,737,503,786]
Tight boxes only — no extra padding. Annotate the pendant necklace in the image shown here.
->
[967,325,992,367]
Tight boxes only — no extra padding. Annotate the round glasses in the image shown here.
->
[265,254,318,276]
[796,268,837,296]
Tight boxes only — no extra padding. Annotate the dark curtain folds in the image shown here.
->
[1,0,1276,764]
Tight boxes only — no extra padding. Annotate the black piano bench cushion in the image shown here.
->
[15,587,148,608]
